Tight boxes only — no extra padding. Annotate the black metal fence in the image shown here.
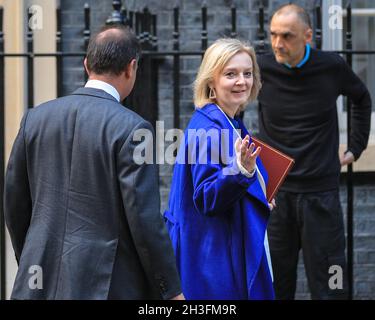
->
[0,0,374,300]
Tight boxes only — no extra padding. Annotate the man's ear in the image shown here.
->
[83,57,89,74]
[305,28,313,44]
[125,59,138,79]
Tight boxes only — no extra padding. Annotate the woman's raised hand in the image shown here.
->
[235,135,261,174]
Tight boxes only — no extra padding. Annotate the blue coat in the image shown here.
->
[164,103,275,300]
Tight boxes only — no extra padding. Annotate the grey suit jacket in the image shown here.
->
[4,87,181,299]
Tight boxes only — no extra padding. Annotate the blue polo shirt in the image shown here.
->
[284,43,311,69]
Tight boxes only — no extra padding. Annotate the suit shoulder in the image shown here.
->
[25,96,70,121]
[29,95,68,110]
[117,104,149,125]
[27,95,151,139]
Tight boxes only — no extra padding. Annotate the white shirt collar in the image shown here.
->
[84,79,121,102]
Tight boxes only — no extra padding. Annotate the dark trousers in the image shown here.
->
[268,190,348,300]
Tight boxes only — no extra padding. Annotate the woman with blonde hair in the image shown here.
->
[164,38,275,299]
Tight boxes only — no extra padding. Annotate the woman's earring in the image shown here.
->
[209,87,216,99]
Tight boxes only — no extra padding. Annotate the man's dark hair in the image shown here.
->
[271,3,312,29]
[86,24,141,76]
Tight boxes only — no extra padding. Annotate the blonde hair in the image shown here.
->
[193,38,262,112]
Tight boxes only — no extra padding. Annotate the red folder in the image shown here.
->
[252,136,295,202]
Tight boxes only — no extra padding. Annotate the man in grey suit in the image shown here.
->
[4,25,183,300]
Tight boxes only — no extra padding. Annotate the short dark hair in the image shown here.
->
[86,24,141,76]
[271,3,312,29]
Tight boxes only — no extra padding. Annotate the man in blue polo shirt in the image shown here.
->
[257,4,372,299]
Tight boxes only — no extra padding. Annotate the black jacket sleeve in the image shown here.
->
[116,120,182,300]
[339,57,372,160]
[4,111,32,264]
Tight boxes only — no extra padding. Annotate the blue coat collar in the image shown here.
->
[195,103,235,129]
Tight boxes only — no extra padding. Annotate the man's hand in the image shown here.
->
[170,293,185,300]
[268,199,276,211]
[235,135,261,174]
[340,151,355,166]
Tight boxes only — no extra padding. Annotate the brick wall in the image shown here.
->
[60,0,375,299]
